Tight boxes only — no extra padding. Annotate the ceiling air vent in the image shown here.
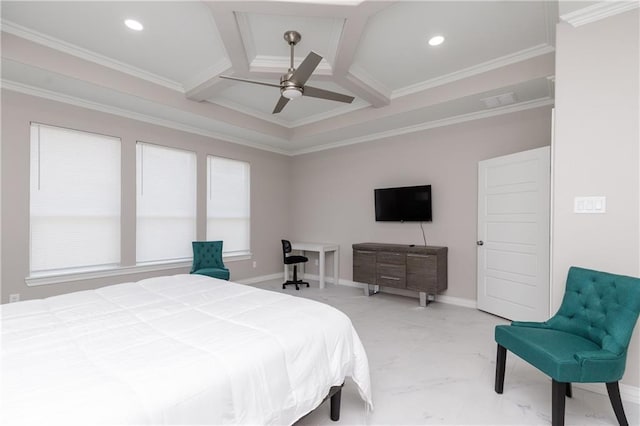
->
[481,92,516,109]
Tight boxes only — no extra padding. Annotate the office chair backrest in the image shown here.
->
[282,240,292,260]
[547,266,640,356]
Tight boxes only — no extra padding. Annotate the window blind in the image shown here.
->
[207,156,250,256]
[30,123,121,273]
[136,142,197,263]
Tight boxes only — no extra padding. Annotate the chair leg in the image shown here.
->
[606,382,629,426]
[552,380,566,426]
[566,383,572,398]
[495,344,506,394]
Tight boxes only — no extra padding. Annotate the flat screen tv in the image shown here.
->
[375,185,432,222]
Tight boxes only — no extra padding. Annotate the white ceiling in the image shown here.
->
[1,1,558,155]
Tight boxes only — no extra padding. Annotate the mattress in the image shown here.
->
[0,274,372,425]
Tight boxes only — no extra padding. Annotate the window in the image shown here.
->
[207,156,250,256]
[30,123,121,274]
[136,142,196,263]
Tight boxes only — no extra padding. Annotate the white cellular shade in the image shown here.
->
[30,123,121,273]
[207,156,250,255]
[136,143,197,263]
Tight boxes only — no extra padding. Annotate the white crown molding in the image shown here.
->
[291,97,554,156]
[235,12,257,64]
[325,18,346,67]
[211,96,368,129]
[391,44,556,99]
[289,102,369,127]
[1,19,184,92]
[2,79,290,156]
[250,55,333,75]
[210,98,291,127]
[182,57,233,93]
[348,63,392,99]
[560,1,639,27]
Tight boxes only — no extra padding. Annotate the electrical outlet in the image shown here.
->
[252,261,257,268]
[9,294,20,303]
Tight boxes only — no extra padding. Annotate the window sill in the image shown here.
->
[223,252,252,262]
[26,261,192,287]
[25,253,253,287]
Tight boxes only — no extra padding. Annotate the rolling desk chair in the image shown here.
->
[282,239,309,290]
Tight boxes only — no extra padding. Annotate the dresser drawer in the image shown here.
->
[377,251,405,265]
[376,263,406,289]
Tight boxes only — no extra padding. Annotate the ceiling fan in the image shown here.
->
[220,30,355,114]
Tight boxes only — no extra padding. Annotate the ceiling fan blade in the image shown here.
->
[272,96,290,114]
[290,51,322,86]
[303,86,355,104]
[219,75,281,88]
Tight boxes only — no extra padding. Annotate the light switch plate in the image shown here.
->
[574,196,606,213]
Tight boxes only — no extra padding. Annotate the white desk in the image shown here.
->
[285,242,340,289]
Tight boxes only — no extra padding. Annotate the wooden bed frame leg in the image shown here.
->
[330,387,342,421]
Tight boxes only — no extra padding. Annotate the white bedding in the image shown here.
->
[0,274,372,425]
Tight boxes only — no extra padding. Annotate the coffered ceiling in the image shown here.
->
[1,1,558,155]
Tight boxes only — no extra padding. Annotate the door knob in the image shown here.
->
[477,241,484,246]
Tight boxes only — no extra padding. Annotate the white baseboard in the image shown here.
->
[241,273,640,402]
[235,273,282,285]
[243,273,478,308]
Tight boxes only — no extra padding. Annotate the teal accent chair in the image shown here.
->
[190,241,230,280]
[495,266,640,426]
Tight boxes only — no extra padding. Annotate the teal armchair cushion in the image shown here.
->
[495,266,640,383]
[190,241,230,281]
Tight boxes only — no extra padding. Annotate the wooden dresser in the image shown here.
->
[352,243,448,306]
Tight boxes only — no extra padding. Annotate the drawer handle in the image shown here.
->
[356,250,375,254]
[383,253,401,256]
[380,275,401,281]
[407,254,431,258]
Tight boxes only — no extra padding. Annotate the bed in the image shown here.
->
[0,274,372,424]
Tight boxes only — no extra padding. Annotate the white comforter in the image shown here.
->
[0,274,372,425]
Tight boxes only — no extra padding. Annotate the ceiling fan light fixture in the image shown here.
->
[282,87,303,100]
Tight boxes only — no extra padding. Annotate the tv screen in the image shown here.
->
[375,185,432,222]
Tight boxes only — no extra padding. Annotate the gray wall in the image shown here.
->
[553,10,639,388]
[1,90,291,302]
[289,106,552,302]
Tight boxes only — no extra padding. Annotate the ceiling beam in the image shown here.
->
[190,1,395,105]
[186,2,252,101]
[332,1,394,107]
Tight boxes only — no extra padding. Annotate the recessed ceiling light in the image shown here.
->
[124,19,143,31]
[428,35,445,46]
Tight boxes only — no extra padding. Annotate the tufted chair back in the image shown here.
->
[191,241,225,272]
[546,266,640,356]
[494,266,640,425]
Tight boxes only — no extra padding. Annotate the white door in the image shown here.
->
[477,146,550,321]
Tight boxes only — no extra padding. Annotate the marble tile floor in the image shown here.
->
[247,278,640,426]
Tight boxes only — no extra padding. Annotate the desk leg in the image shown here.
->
[333,248,339,286]
[319,251,325,289]
[284,264,289,282]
